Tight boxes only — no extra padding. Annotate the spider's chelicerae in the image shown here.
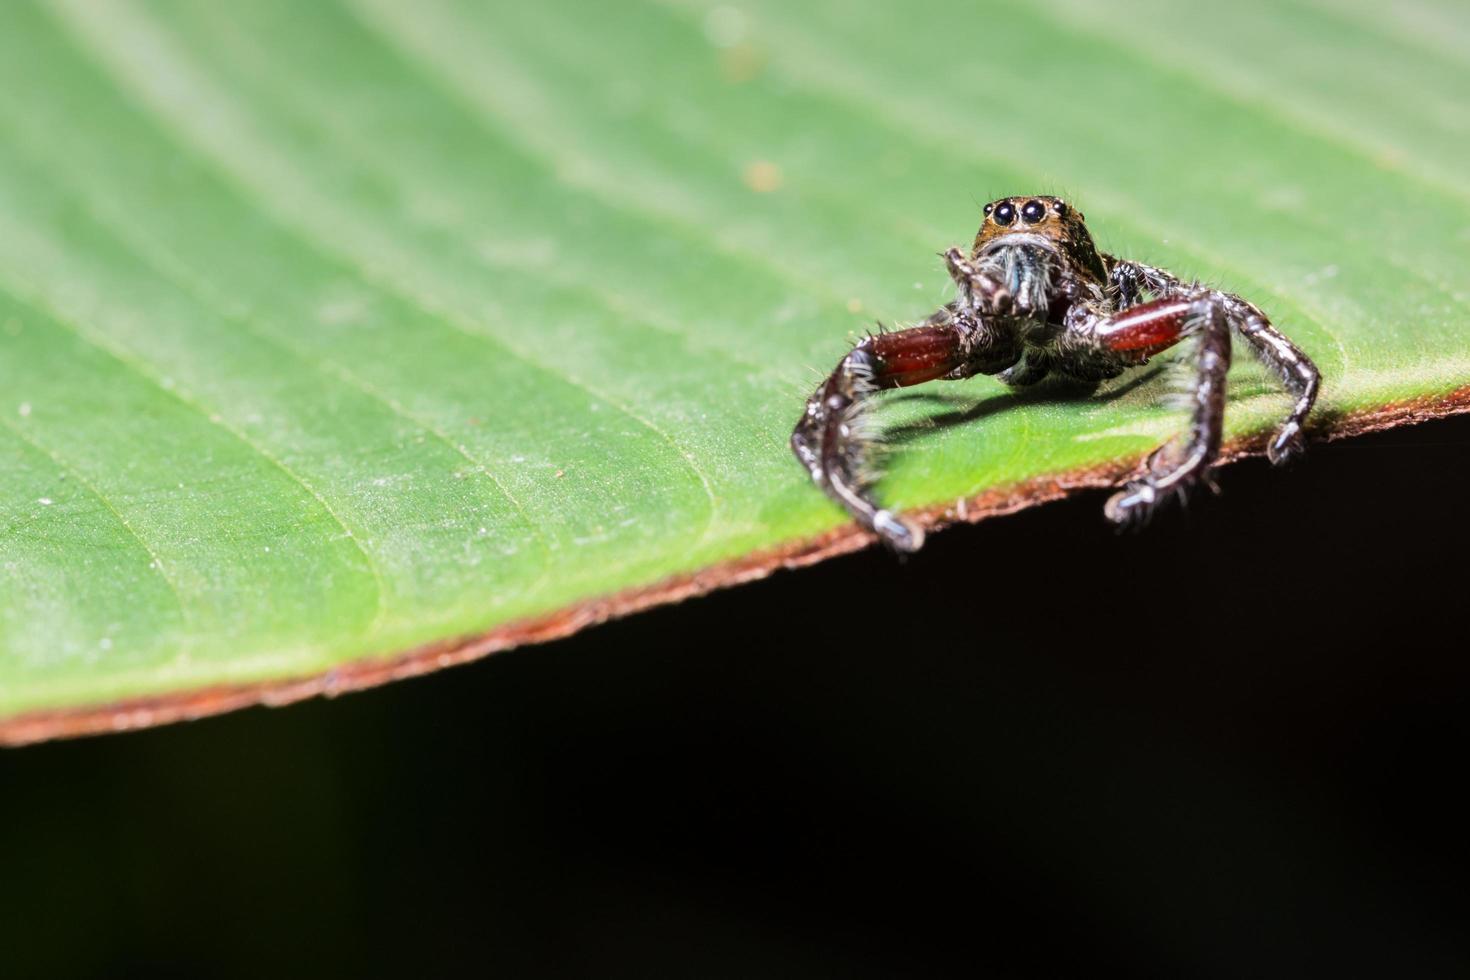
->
[791,195,1320,551]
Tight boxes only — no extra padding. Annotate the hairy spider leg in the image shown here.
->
[792,318,1018,551]
[1088,294,1233,523]
[1109,261,1320,464]
[1226,299,1320,463]
[1107,258,1181,311]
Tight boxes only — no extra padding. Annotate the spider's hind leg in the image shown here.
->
[1224,297,1320,463]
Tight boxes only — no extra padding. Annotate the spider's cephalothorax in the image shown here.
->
[791,195,1320,551]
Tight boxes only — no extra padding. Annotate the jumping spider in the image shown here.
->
[791,195,1320,551]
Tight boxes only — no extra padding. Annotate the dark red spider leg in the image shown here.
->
[1092,295,1198,356]
[792,318,1009,551]
[1100,292,1320,463]
[1089,295,1232,523]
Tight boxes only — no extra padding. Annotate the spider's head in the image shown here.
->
[973,196,1106,282]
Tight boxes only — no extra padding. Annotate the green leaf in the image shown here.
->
[1,0,1466,740]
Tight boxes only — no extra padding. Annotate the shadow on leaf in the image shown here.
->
[885,367,1166,445]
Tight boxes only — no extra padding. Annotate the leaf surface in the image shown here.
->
[1,0,1467,739]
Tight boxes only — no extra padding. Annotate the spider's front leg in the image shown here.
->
[792,313,1018,551]
[1075,293,1234,523]
[1108,261,1320,462]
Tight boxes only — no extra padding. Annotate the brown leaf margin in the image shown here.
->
[4,387,1468,748]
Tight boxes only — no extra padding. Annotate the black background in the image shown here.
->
[3,414,1468,978]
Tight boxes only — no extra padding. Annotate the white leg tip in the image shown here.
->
[874,510,924,552]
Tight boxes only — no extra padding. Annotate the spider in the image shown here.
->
[791,195,1320,551]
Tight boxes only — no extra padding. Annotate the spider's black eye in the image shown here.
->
[983,202,994,216]
[993,202,1016,225]
[1053,200,1069,217]
[1021,200,1046,223]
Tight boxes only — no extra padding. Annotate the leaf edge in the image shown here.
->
[4,386,1467,748]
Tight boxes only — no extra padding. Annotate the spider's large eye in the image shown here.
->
[1021,200,1046,223]
[993,202,1016,225]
